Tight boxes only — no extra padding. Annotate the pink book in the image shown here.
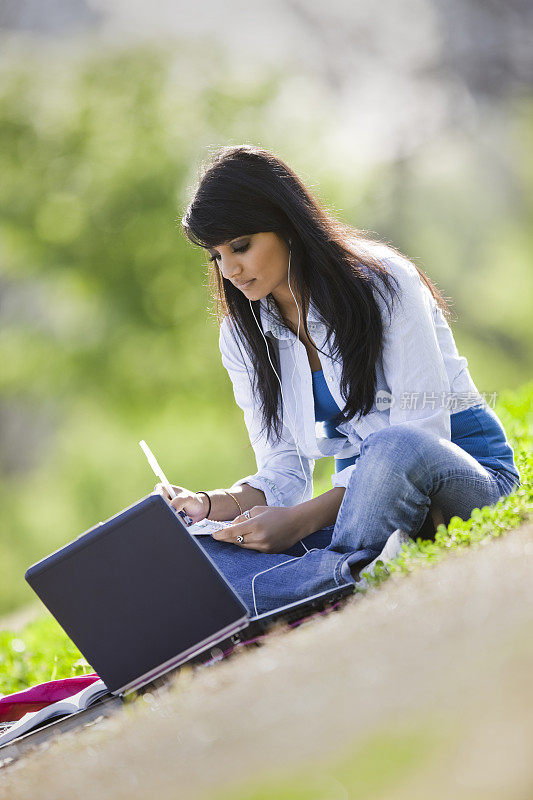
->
[0,674,100,723]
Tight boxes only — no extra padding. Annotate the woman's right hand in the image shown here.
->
[154,483,208,523]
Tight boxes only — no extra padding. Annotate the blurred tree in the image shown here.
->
[0,48,282,473]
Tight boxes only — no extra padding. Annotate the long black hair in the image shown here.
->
[182,145,450,443]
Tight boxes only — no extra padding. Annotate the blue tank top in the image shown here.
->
[311,369,519,480]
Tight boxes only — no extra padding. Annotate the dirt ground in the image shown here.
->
[1,522,533,800]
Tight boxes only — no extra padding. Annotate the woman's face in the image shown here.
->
[206,232,290,302]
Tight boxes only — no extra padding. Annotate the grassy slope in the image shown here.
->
[0,382,531,697]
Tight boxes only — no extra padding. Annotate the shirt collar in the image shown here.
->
[258,295,326,340]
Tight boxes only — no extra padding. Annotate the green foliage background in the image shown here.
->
[0,45,532,617]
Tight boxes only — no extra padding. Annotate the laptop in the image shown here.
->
[25,493,353,697]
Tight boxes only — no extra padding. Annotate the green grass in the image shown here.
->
[1,382,531,698]
[0,616,91,696]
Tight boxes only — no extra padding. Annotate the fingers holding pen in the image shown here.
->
[154,483,209,523]
[154,482,171,501]
[154,482,185,505]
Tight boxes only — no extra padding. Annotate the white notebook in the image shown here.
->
[186,518,234,536]
[0,680,110,747]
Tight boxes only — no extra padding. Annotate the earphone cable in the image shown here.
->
[246,242,323,614]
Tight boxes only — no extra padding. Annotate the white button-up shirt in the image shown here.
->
[219,245,483,507]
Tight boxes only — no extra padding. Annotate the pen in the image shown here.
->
[139,440,193,526]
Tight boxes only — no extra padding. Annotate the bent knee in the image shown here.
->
[361,423,437,453]
[360,424,438,478]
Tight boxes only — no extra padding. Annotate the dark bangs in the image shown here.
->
[182,152,291,250]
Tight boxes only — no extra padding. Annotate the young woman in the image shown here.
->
[159,145,520,615]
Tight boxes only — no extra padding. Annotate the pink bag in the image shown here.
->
[0,674,100,722]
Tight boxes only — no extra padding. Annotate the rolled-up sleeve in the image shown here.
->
[376,254,452,439]
[330,456,361,491]
[219,318,313,507]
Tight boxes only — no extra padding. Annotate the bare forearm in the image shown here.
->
[290,487,346,539]
[199,483,266,521]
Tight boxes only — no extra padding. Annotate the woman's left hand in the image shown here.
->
[211,506,301,553]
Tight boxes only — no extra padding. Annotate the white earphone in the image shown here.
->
[247,237,318,614]
[248,238,308,504]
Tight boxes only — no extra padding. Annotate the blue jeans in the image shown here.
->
[196,424,520,616]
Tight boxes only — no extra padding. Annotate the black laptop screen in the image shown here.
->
[25,495,248,693]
